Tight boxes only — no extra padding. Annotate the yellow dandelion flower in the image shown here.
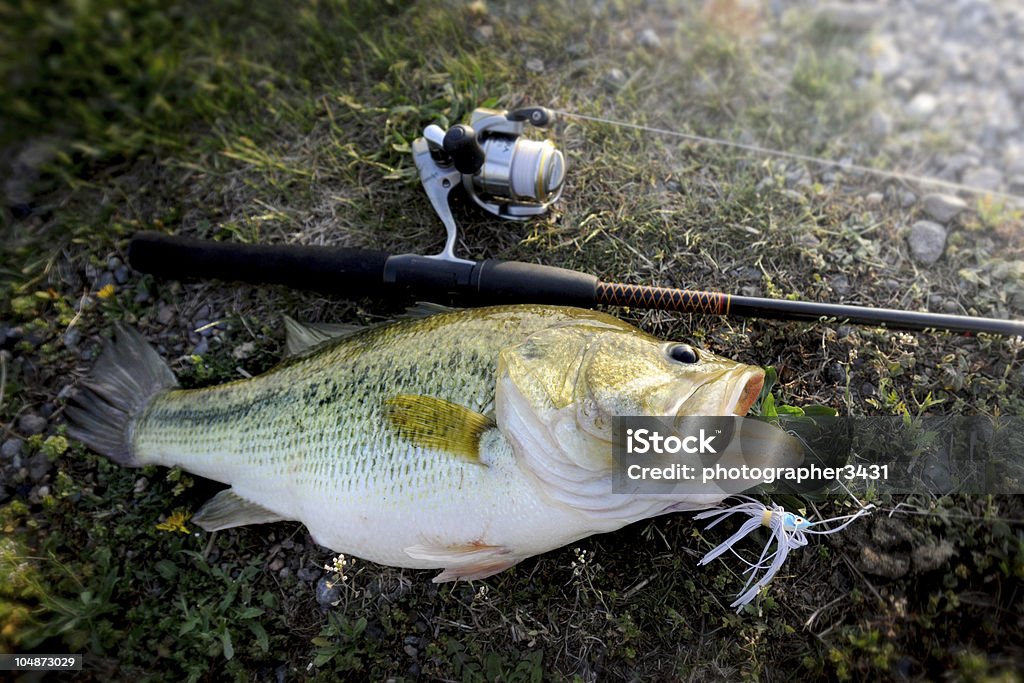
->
[155,509,192,533]
[97,283,116,299]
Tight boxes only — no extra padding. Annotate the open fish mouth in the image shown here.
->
[726,368,764,416]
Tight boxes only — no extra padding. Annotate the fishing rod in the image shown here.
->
[128,105,1024,337]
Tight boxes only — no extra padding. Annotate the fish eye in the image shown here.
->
[667,344,699,364]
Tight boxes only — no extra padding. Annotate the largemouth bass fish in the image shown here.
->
[66,305,795,581]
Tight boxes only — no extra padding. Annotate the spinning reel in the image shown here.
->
[413,106,565,263]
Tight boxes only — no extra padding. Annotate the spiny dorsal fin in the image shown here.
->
[283,315,364,357]
[192,490,286,531]
[384,394,495,462]
[403,302,456,319]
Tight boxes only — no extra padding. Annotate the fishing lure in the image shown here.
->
[696,497,874,610]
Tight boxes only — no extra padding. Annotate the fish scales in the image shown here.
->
[133,307,613,567]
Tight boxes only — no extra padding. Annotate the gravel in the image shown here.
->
[907,220,948,264]
[859,0,1024,192]
[961,166,1003,191]
[297,566,322,582]
[17,413,47,436]
[1,439,23,461]
[922,193,967,222]
[315,575,343,608]
[27,452,50,483]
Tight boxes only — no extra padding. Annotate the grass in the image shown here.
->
[2,0,1023,680]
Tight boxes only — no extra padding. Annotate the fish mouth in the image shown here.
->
[726,368,764,416]
[663,367,765,417]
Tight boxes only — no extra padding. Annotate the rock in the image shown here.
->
[939,153,981,178]
[865,192,884,207]
[922,193,968,223]
[868,38,902,79]
[921,448,955,492]
[156,305,174,325]
[525,58,544,72]
[18,413,47,436]
[992,261,1024,281]
[906,92,938,118]
[114,265,131,285]
[815,3,883,31]
[316,575,343,608]
[472,25,493,42]
[297,566,322,582]
[192,337,208,355]
[603,68,626,90]
[268,557,285,572]
[637,28,661,48]
[900,190,917,208]
[907,220,947,264]
[858,545,910,579]
[912,541,955,573]
[871,517,913,549]
[278,567,291,579]
[829,273,852,296]
[27,452,50,482]
[134,477,148,494]
[94,271,115,291]
[1,439,24,461]
[826,362,847,384]
[63,327,81,349]
[962,166,1003,190]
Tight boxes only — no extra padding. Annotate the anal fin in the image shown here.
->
[192,490,286,531]
[405,542,518,582]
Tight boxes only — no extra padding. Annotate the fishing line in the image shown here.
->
[555,110,1024,204]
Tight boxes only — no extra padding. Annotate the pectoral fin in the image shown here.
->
[405,542,518,582]
[385,394,495,462]
[192,490,286,531]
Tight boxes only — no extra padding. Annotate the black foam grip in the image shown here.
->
[128,232,391,296]
[473,259,598,306]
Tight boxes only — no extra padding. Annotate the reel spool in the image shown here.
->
[412,106,565,263]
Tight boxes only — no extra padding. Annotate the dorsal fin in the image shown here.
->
[283,316,364,357]
[403,302,456,319]
[384,394,495,462]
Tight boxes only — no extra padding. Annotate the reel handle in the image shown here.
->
[443,124,485,174]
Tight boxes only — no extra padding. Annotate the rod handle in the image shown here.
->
[128,231,391,296]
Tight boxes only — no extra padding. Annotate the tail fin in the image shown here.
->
[64,323,178,466]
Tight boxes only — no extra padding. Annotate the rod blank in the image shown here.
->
[128,232,1024,337]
